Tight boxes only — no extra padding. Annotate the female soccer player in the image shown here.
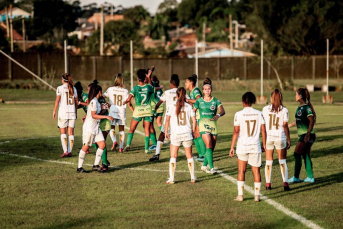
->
[288,88,316,183]
[53,73,78,158]
[123,68,155,154]
[74,81,89,114]
[103,74,134,153]
[185,74,206,162]
[193,77,225,174]
[77,80,114,173]
[149,74,180,162]
[165,87,197,184]
[229,92,266,202]
[262,89,291,191]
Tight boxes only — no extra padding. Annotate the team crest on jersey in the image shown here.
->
[308,108,312,112]
[297,109,302,116]
[210,105,215,111]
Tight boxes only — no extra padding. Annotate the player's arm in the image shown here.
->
[283,122,291,149]
[261,124,267,152]
[123,94,133,105]
[128,101,134,112]
[304,115,315,143]
[164,115,171,140]
[288,120,296,128]
[91,110,114,121]
[53,95,61,119]
[191,115,196,133]
[211,105,225,121]
[154,100,163,111]
[229,126,240,158]
[186,94,201,105]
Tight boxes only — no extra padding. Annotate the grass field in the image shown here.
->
[0,97,342,228]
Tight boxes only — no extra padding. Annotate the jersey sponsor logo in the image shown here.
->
[297,110,302,116]
[204,124,215,131]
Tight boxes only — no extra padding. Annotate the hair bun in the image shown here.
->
[171,74,179,81]
[191,74,197,79]
[93,79,99,85]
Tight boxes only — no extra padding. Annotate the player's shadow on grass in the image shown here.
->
[110,157,171,172]
[36,216,102,229]
[265,171,343,199]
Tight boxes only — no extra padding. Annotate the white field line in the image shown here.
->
[0,133,323,229]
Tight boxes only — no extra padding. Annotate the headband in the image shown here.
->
[203,84,212,88]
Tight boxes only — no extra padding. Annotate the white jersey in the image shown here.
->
[234,107,265,152]
[103,86,128,119]
[262,105,289,140]
[160,88,177,110]
[83,97,101,135]
[56,84,77,120]
[166,102,195,136]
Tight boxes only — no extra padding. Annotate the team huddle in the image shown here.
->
[53,69,316,202]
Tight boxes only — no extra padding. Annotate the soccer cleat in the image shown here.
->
[60,152,69,158]
[234,195,243,202]
[288,176,301,183]
[100,164,108,173]
[111,142,118,151]
[201,166,208,172]
[206,168,217,174]
[191,177,197,183]
[284,185,291,191]
[145,150,153,154]
[119,148,124,153]
[196,156,205,162]
[149,154,160,162]
[123,145,130,152]
[254,195,260,202]
[106,160,111,166]
[303,177,315,183]
[92,165,100,171]
[149,145,157,151]
[77,167,88,173]
[68,153,72,157]
[166,178,175,184]
[266,183,272,190]
[86,150,90,154]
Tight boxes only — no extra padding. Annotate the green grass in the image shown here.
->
[0,102,342,228]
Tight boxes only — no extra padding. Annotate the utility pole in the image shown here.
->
[202,22,206,54]
[233,20,239,48]
[22,18,26,52]
[10,4,14,53]
[5,7,9,37]
[229,14,233,56]
[100,5,104,56]
[111,4,114,20]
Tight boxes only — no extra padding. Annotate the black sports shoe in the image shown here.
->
[100,164,108,173]
[149,154,160,162]
[92,165,100,171]
[284,185,291,191]
[106,160,111,166]
[77,167,88,173]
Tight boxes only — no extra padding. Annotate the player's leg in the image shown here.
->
[288,141,305,183]
[93,134,106,171]
[302,136,315,182]
[125,118,140,152]
[58,120,68,157]
[149,116,157,150]
[277,145,290,190]
[149,118,165,161]
[143,118,152,154]
[77,131,94,173]
[100,130,110,172]
[249,152,262,202]
[167,143,179,184]
[67,120,75,156]
[265,143,274,190]
[196,124,206,162]
[235,158,247,201]
[184,140,196,183]
[156,115,163,130]
[109,124,118,151]
[118,125,125,153]
[201,133,216,174]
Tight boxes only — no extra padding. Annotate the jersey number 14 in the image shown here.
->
[268,114,280,130]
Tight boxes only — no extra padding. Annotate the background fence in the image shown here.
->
[1,53,343,81]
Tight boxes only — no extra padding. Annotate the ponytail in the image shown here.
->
[297,88,316,123]
[176,87,187,122]
[187,74,197,87]
[270,89,284,113]
[62,73,74,96]
[88,80,102,103]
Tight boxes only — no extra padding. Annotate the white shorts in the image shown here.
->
[237,153,262,167]
[111,118,126,126]
[83,129,104,146]
[170,133,193,147]
[110,112,126,126]
[58,118,75,128]
[266,138,287,150]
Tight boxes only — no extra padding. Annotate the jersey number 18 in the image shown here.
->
[113,94,123,106]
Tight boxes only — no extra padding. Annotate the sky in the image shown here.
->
[79,0,177,15]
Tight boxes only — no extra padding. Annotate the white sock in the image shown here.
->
[60,134,68,153]
[169,158,176,181]
[279,159,288,183]
[155,141,163,155]
[68,135,74,153]
[78,150,86,168]
[265,160,273,184]
[119,131,125,149]
[110,129,117,143]
[254,182,261,196]
[237,181,244,196]
[94,148,104,165]
[187,158,195,180]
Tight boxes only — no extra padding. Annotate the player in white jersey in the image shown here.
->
[53,73,78,158]
[77,81,114,173]
[103,74,134,153]
[149,74,180,162]
[164,87,197,184]
[262,89,291,191]
[229,92,266,202]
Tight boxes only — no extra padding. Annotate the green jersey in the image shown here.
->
[152,88,164,114]
[194,97,222,134]
[98,96,109,116]
[130,84,154,117]
[189,87,202,120]
[295,104,315,135]
[81,92,89,113]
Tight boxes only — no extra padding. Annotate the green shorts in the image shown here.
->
[100,119,111,131]
[200,131,218,137]
[133,116,153,123]
[155,112,163,117]
[199,119,218,135]
[298,133,316,146]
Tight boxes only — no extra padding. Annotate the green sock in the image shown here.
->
[144,136,149,150]
[294,153,302,179]
[198,137,206,157]
[159,126,162,131]
[206,148,214,169]
[202,156,208,167]
[127,133,133,146]
[150,133,157,145]
[92,143,98,150]
[101,147,108,166]
[304,154,314,178]
[193,138,201,156]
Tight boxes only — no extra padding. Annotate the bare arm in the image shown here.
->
[191,115,196,133]
[261,124,267,152]
[128,101,134,112]
[229,126,240,157]
[123,94,133,105]
[288,120,296,128]
[53,95,61,119]
[283,122,291,149]
[165,115,171,139]
[91,110,114,122]
[211,105,225,121]
[154,100,163,111]
[186,95,201,105]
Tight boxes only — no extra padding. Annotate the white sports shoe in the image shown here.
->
[166,178,175,184]
[206,168,218,174]
[191,177,197,183]
[201,166,208,172]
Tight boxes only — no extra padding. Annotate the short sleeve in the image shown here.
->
[193,88,201,98]
[283,108,289,122]
[306,106,313,117]
[260,113,265,125]
[103,88,109,98]
[234,113,240,126]
[217,99,222,108]
[89,100,97,112]
[56,87,61,96]
[166,105,172,116]
[193,99,199,109]
[186,94,190,99]
[190,108,195,117]
[160,92,166,102]
[73,87,78,98]
[130,87,135,97]
[124,90,129,100]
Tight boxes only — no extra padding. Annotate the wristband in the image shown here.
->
[78,101,80,105]
[217,114,221,117]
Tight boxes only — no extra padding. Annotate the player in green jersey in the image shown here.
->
[185,74,206,162]
[74,82,88,113]
[193,77,225,174]
[288,88,316,183]
[123,68,155,154]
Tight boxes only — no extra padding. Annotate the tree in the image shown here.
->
[157,0,178,14]
[147,14,171,41]
[123,5,150,28]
